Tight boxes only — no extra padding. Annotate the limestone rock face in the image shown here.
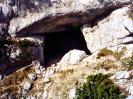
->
[3,0,131,36]
[59,49,86,67]
[82,6,133,56]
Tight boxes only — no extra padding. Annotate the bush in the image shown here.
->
[17,39,36,48]
[75,73,126,99]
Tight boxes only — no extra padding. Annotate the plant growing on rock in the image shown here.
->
[97,48,126,60]
[75,73,126,99]
[0,65,34,96]
[95,60,117,70]
[17,39,37,47]
[15,39,37,62]
[122,57,133,70]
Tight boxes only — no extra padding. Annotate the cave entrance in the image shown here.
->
[44,28,91,66]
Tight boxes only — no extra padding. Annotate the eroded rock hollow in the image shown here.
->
[0,0,133,98]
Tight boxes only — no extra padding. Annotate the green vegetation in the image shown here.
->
[122,57,133,70]
[97,48,126,60]
[75,73,126,99]
[16,39,37,62]
[17,39,37,48]
[0,38,37,64]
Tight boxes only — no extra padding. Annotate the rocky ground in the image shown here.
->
[0,0,133,99]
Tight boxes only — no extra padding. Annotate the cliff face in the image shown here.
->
[1,0,133,99]
[0,0,131,36]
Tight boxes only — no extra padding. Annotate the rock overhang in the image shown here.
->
[6,0,131,37]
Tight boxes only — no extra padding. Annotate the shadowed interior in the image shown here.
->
[44,28,91,66]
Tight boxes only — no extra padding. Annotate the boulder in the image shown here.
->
[6,0,131,36]
[68,88,76,99]
[82,6,133,56]
[43,68,55,83]
[28,73,37,81]
[33,60,41,69]
[23,81,32,92]
[59,49,86,65]
[43,90,48,99]
[113,71,130,80]
[35,69,41,75]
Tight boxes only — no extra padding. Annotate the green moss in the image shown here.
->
[75,73,126,99]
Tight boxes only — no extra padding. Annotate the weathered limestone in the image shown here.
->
[2,0,130,36]
[82,6,133,57]
[58,49,86,67]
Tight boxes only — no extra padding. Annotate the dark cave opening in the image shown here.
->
[1,28,91,75]
[44,28,91,66]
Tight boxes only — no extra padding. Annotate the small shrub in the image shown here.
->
[15,39,37,63]
[97,48,126,60]
[95,60,117,70]
[17,39,36,48]
[97,48,113,59]
[122,57,133,70]
[75,73,126,99]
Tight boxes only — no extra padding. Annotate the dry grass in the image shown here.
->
[128,3,133,20]
[95,60,117,70]
[97,48,126,60]
[58,69,74,79]
[0,65,34,96]
[0,85,21,96]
